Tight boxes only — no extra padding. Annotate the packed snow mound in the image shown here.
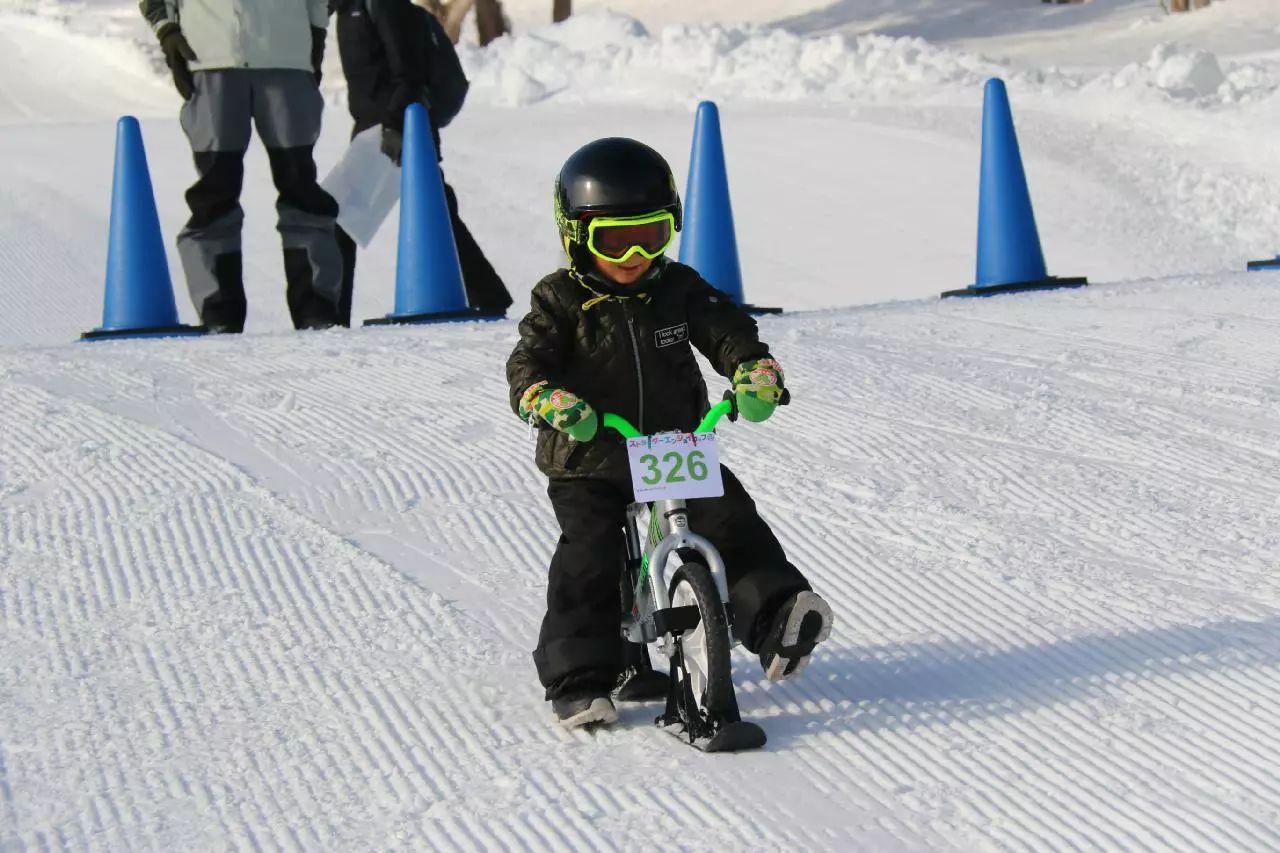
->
[460,11,1012,107]
[1152,45,1227,99]
[460,11,1280,114]
[1097,42,1278,105]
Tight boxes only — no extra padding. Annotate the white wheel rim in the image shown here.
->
[671,580,710,704]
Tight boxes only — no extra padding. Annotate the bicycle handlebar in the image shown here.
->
[601,388,790,439]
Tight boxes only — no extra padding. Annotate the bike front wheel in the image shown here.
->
[668,561,734,717]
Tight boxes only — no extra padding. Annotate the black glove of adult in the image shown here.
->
[381,125,403,167]
[310,27,326,84]
[387,83,425,126]
[156,23,197,100]
[383,84,442,166]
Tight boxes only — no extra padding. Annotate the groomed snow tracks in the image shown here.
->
[2,277,1279,849]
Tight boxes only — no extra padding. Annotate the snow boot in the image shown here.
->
[614,666,669,702]
[552,691,618,729]
[759,591,833,682]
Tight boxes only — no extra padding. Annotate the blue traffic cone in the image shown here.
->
[1246,254,1280,271]
[82,117,205,340]
[941,79,1088,299]
[679,101,779,315]
[365,104,495,326]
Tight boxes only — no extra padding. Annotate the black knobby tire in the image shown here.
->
[667,562,734,717]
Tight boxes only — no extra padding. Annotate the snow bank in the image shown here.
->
[1100,42,1278,105]
[460,11,1010,107]
[1151,44,1226,98]
[461,11,1280,116]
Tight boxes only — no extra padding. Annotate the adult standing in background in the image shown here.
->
[141,0,346,332]
[331,0,513,317]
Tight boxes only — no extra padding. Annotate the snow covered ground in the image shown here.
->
[2,0,1280,849]
[4,276,1280,849]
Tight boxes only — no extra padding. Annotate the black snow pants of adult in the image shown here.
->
[534,467,810,700]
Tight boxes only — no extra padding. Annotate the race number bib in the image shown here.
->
[626,433,724,501]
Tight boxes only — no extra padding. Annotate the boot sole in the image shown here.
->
[764,592,833,682]
[558,697,619,729]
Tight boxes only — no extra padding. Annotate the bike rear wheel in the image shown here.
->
[668,561,734,717]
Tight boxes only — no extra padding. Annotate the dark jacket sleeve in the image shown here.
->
[506,278,573,417]
[367,0,429,129]
[685,273,771,378]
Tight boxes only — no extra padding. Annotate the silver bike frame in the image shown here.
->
[621,497,736,652]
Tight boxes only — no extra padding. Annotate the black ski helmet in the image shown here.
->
[554,137,682,269]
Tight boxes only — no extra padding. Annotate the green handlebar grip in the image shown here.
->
[603,395,744,439]
[601,412,642,439]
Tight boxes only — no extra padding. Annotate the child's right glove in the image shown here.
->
[518,381,599,441]
[732,358,785,423]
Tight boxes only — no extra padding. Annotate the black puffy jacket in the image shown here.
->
[506,260,772,481]
[333,0,468,135]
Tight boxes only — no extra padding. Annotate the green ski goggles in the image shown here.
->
[585,211,677,263]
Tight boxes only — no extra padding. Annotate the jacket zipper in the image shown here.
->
[623,304,645,433]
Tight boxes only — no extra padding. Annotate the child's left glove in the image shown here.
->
[732,358,785,423]
[518,381,599,441]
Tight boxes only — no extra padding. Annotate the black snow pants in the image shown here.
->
[535,467,810,699]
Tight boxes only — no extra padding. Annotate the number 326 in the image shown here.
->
[639,450,709,485]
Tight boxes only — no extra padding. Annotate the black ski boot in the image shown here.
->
[759,591,833,682]
[552,691,618,729]
[615,666,669,702]
[614,640,668,702]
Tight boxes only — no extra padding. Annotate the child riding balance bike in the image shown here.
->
[506,137,833,737]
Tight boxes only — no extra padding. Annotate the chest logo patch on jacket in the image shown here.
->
[654,323,689,348]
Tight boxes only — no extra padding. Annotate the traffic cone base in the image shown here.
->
[941,275,1088,299]
[82,323,207,341]
[364,307,502,327]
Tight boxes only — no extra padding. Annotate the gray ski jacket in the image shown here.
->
[139,0,329,73]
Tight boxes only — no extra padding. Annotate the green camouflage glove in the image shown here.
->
[732,358,785,423]
[518,381,598,441]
